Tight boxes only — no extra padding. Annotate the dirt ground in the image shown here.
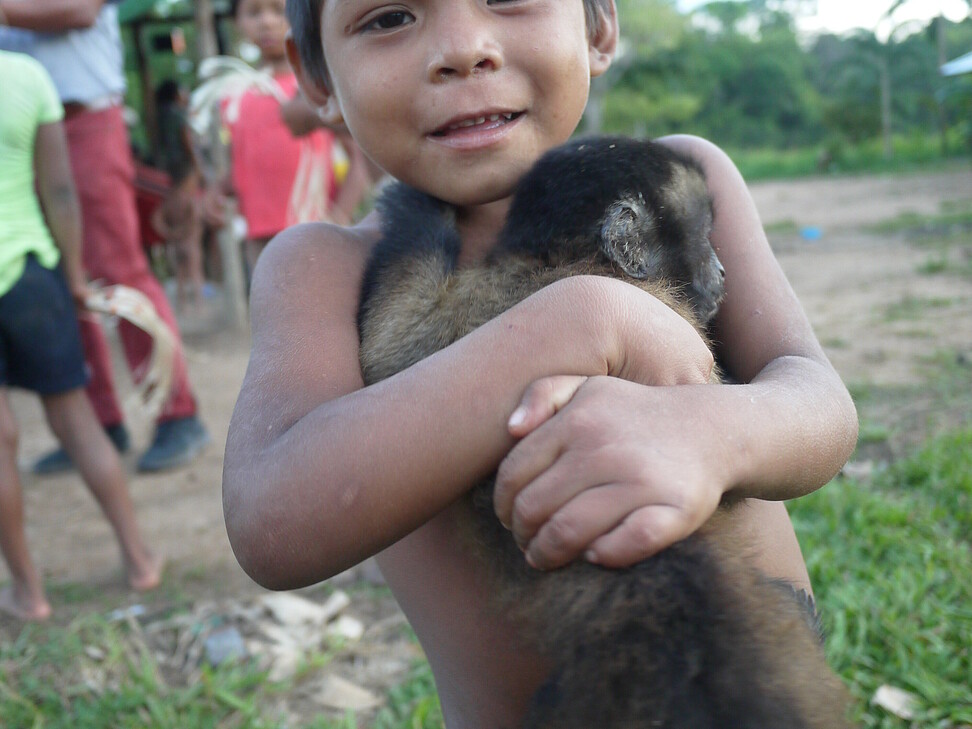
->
[3,165,971,716]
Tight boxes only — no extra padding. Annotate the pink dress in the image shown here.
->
[227,72,337,240]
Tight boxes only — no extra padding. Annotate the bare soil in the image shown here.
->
[3,164,971,719]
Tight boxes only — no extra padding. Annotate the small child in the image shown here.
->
[223,1,859,726]
[0,50,162,621]
[223,0,342,282]
[153,79,207,314]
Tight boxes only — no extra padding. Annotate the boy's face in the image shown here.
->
[236,0,289,60]
[308,0,615,207]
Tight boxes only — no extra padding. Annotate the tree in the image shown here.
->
[585,0,688,132]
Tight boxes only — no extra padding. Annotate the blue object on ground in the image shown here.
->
[800,226,823,241]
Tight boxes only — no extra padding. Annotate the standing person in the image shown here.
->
[0,1,211,474]
[222,0,859,726]
[153,79,207,315]
[0,50,162,621]
[221,0,359,280]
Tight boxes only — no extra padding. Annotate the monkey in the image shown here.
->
[357,136,852,729]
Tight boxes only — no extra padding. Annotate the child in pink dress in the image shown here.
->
[226,0,339,279]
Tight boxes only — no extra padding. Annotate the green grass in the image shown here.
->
[790,428,972,728]
[730,135,971,181]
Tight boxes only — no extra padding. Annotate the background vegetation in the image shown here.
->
[590,0,972,178]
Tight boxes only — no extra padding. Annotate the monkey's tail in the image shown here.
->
[488,520,850,729]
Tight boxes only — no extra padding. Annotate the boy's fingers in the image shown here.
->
[494,431,564,530]
[507,375,588,437]
[583,505,688,569]
[524,483,644,570]
[505,451,614,549]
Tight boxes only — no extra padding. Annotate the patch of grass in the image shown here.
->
[868,204,972,238]
[0,613,328,729]
[881,295,954,322]
[730,138,970,181]
[790,428,972,727]
[916,255,950,275]
[857,420,891,445]
[763,219,800,236]
[372,661,443,729]
[821,337,850,350]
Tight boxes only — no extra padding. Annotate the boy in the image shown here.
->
[222,1,859,727]
[0,50,161,621]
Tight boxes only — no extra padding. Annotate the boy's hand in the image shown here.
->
[494,376,727,571]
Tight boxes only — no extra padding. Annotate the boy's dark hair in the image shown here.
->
[286,0,612,88]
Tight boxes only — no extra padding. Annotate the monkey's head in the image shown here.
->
[500,136,726,325]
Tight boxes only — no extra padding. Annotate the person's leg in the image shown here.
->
[40,389,162,591]
[0,391,52,620]
[66,108,209,471]
[67,108,199,422]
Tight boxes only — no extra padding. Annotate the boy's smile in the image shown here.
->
[311,0,616,210]
[428,110,523,150]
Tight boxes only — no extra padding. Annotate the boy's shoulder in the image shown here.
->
[248,218,382,330]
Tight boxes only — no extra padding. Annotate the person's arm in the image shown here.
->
[222,221,715,590]
[34,121,89,306]
[492,135,859,571]
[0,0,104,32]
[328,138,372,225]
[279,95,325,138]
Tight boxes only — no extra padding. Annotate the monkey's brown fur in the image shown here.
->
[357,136,852,729]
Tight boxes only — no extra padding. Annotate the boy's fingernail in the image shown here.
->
[507,406,526,429]
[585,549,599,564]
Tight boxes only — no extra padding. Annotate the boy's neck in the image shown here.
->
[454,197,513,267]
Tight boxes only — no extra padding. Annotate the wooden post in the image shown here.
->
[194,0,219,60]
[216,199,249,331]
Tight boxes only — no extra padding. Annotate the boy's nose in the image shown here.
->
[426,8,503,81]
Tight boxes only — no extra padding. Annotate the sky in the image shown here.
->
[675,0,971,38]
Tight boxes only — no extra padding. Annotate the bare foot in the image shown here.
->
[0,584,52,621]
[125,552,165,592]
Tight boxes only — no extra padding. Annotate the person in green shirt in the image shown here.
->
[0,50,161,621]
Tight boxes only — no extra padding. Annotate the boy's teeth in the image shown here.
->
[448,113,511,131]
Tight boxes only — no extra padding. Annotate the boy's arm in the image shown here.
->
[0,0,104,31]
[222,221,715,590]
[493,136,859,570]
[34,121,88,306]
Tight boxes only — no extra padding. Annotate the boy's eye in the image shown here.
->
[362,10,414,32]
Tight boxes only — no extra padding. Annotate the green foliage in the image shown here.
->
[598,3,972,163]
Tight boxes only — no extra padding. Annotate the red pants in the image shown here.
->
[66,106,197,425]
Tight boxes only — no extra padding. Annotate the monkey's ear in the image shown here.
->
[599,196,660,279]
[588,0,619,78]
[286,34,345,127]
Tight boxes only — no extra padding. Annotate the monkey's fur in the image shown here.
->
[357,137,852,729]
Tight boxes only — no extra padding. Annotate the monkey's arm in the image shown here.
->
[222,222,714,590]
[493,136,858,572]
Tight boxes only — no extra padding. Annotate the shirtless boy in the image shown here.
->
[222,1,859,727]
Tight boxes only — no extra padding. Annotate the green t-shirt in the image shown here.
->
[0,50,64,297]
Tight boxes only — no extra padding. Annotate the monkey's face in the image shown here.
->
[316,0,613,209]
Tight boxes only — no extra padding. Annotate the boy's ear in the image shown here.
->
[588,0,619,78]
[285,34,345,127]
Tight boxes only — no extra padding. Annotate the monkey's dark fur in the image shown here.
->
[357,136,852,729]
